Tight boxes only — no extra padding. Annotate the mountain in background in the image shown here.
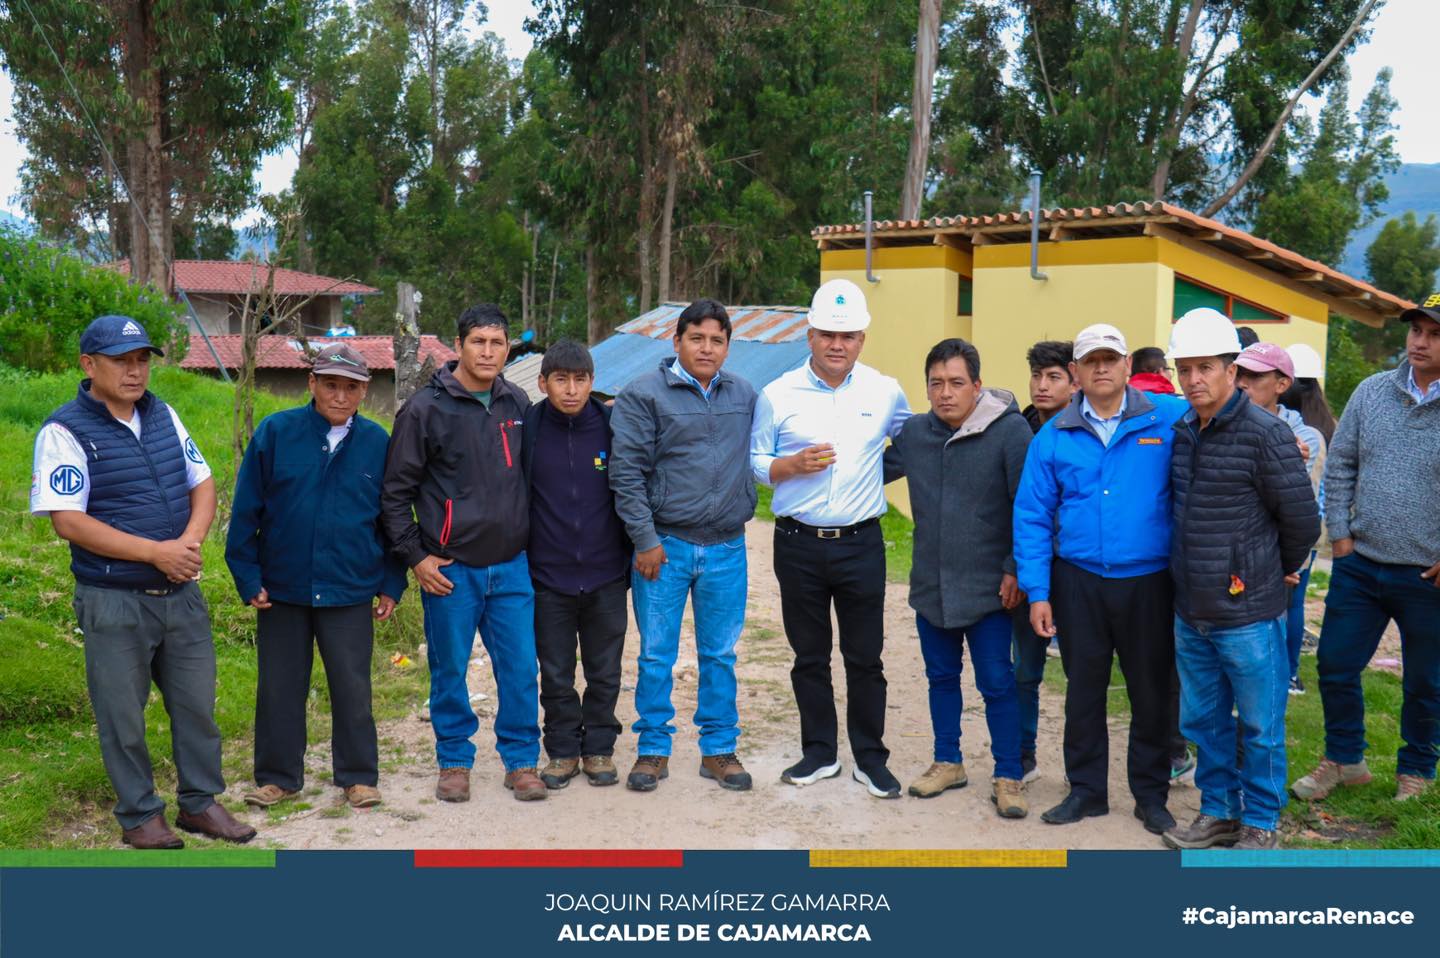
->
[1340,162,1440,280]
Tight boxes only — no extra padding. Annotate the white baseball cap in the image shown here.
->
[1073,323,1129,360]
[808,278,871,332]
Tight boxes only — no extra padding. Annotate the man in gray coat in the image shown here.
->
[885,339,1032,817]
[608,299,758,793]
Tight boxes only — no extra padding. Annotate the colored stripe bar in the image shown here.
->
[1184,850,1440,868]
[810,849,1066,869]
[0,849,275,869]
[415,850,684,869]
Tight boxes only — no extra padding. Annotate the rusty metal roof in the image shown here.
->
[812,201,1411,326]
[618,302,810,343]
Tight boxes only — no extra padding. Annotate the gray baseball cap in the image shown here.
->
[311,343,370,381]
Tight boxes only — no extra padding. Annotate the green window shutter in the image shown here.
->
[958,276,973,316]
[1173,277,1226,318]
[1232,298,1283,321]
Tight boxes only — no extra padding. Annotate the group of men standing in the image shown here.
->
[31,282,1440,849]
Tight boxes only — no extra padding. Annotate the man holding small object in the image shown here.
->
[752,278,912,798]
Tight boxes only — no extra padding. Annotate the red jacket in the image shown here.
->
[1129,371,1176,395]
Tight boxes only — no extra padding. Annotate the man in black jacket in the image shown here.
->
[1161,309,1320,851]
[522,340,631,790]
[382,304,545,803]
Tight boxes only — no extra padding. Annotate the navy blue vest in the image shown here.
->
[46,382,193,589]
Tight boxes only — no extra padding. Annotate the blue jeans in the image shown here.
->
[420,553,540,771]
[1285,551,1316,678]
[1175,613,1289,830]
[1012,609,1048,755]
[1318,552,1440,779]
[916,611,1023,780]
[631,533,747,757]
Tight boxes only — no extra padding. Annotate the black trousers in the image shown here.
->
[535,579,628,758]
[773,522,889,768]
[254,601,377,791]
[1051,559,1173,808]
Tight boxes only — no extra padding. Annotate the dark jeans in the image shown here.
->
[75,582,225,830]
[774,522,889,769]
[535,579,628,758]
[1286,551,1317,678]
[1051,560,1173,808]
[1318,552,1440,778]
[917,611,1023,779]
[1012,607,1048,755]
[255,601,377,792]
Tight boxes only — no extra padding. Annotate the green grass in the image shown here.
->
[0,366,429,849]
[753,484,914,583]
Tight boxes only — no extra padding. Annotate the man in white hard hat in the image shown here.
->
[1293,295,1440,806]
[1162,308,1319,851]
[1014,322,1188,835]
[750,278,911,798]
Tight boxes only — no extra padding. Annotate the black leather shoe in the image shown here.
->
[1133,804,1176,835]
[1040,791,1109,824]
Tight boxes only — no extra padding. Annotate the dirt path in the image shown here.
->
[253,518,1198,851]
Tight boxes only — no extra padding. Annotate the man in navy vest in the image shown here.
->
[30,315,256,848]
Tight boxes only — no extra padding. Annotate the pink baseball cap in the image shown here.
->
[1234,342,1295,378]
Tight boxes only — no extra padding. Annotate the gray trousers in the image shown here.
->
[74,582,225,829]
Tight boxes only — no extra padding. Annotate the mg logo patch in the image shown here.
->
[49,464,84,495]
[184,438,204,464]
[594,450,608,472]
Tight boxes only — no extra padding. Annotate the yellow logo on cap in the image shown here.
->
[1424,293,1440,308]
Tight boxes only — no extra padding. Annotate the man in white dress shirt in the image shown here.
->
[751,279,911,797]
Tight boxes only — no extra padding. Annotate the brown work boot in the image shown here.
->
[991,778,1028,819]
[505,767,548,801]
[582,755,619,787]
[243,783,300,808]
[907,761,968,798]
[344,784,382,808]
[700,753,753,791]
[121,815,184,850]
[436,767,471,803]
[1396,773,1431,802]
[1234,825,1280,850]
[1161,813,1241,850]
[1291,757,1371,800]
[175,803,258,844]
[627,755,669,792]
[540,757,581,790]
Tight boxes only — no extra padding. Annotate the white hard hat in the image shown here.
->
[808,278,871,332]
[1286,343,1323,379]
[1073,323,1129,360]
[1169,307,1242,360]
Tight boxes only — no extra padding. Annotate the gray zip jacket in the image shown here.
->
[609,360,758,552]
[885,388,1032,629]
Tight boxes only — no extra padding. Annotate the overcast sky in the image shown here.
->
[1,0,1435,224]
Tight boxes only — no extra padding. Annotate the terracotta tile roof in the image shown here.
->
[812,201,1412,324]
[619,303,810,343]
[110,259,379,296]
[180,335,455,372]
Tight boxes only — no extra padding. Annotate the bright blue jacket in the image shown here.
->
[226,402,407,608]
[1013,387,1188,602]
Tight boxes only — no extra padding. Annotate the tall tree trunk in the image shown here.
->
[1201,0,1379,218]
[394,281,434,405]
[658,148,678,303]
[520,211,531,330]
[546,241,560,341]
[636,23,655,315]
[900,0,941,221]
[1149,0,1206,199]
[122,1,169,295]
[586,244,603,345]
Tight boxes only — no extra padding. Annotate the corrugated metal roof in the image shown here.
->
[619,303,810,343]
[811,201,1411,325]
[503,351,547,404]
[591,334,809,397]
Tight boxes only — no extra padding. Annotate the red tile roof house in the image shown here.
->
[180,334,458,415]
[111,259,379,336]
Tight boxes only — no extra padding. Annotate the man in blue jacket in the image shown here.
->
[1014,323,1188,835]
[227,344,407,810]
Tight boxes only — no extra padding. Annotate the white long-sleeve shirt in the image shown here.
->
[750,360,910,527]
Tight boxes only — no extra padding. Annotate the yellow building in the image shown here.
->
[812,201,1412,515]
